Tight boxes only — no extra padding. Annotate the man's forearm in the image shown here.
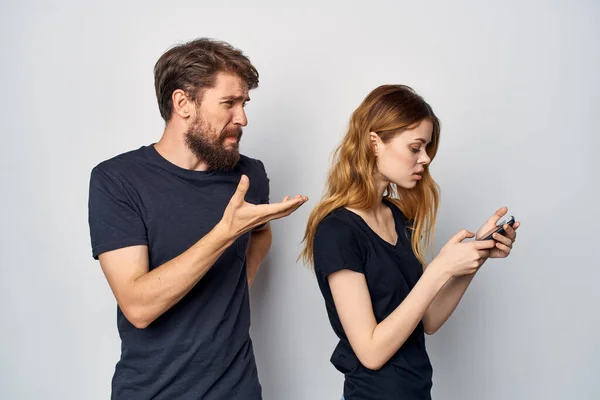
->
[128,222,237,328]
[246,225,272,286]
[422,269,478,334]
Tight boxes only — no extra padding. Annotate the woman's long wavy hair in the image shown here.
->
[300,84,441,267]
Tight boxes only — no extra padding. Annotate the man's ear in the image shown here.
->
[172,89,193,119]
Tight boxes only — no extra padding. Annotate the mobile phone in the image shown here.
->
[478,215,515,241]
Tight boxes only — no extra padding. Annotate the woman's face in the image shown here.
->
[372,119,433,190]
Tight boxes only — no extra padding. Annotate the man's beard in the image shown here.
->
[184,116,242,171]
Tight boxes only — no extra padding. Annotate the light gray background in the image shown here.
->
[2,0,598,399]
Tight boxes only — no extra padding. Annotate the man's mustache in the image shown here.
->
[221,128,243,141]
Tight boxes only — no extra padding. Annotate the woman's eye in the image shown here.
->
[410,147,420,153]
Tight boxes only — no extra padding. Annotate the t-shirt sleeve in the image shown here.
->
[313,216,366,277]
[257,159,270,205]
[253,159,270,231]
[88,166,148,260]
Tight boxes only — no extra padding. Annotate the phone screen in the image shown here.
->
[478,216,515,240]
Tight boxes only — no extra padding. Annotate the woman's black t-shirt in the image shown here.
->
[313,200,433,400]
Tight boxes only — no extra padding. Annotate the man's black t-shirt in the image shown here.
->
[88,144,269,400]
[313,200,433,400]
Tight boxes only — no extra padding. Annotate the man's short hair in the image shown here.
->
[154,38,259,121]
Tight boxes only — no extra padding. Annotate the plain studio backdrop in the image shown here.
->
[1,0,598,399]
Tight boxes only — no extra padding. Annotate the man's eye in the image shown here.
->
[223,101,233,106]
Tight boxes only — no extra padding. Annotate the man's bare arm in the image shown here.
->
[98,175,307,328]
[246,223,272,286]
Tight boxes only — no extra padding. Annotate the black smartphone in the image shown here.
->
[478,215,515,241]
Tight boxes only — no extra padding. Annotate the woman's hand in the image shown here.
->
[475,207,520,259]
[431,229,496,278]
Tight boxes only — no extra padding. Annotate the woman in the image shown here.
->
[300,85,520,399]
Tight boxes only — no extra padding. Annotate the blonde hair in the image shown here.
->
[299,84,441,266]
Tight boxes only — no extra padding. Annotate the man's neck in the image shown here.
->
[154,124,209,171]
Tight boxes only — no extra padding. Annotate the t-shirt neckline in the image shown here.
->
[342,199,403,249]
[144,143,221,178]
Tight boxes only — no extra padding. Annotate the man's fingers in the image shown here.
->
[280,194,304,203]
[232,175,250,206]
[260,197,306,217]
[271,203,305,220]
[267,202,306,221]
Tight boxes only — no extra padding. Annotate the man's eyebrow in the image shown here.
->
[220,95,250,102]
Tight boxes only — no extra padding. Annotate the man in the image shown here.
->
[88,38,307,399]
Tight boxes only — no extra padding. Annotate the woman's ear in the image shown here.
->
[369,132,381,156]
